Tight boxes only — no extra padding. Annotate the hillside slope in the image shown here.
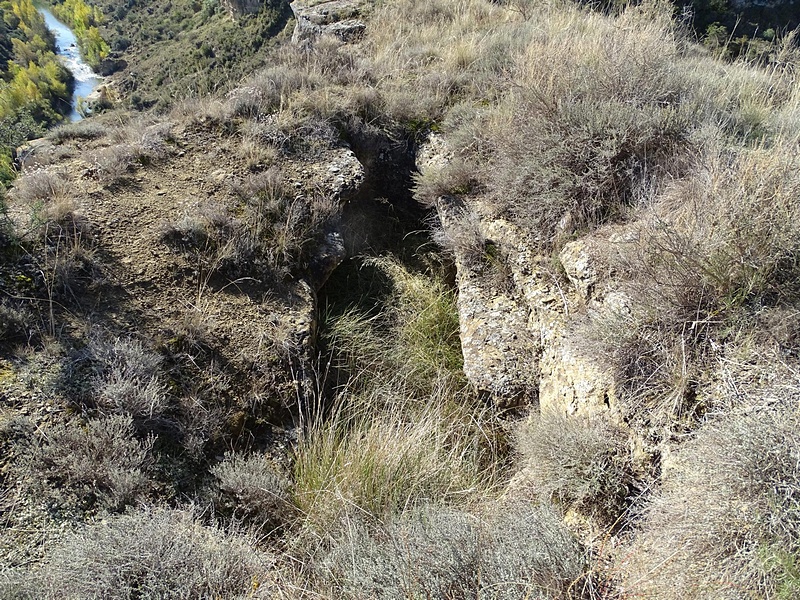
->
[1,0,800,598]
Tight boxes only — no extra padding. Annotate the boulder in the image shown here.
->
[290,0,368,43]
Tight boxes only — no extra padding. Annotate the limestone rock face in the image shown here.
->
[221,0,262,18]
[559,240,598,301]
[418,135,620,415]
[456,262,540,406]
[290,0,368,43]
[302,146,364,289]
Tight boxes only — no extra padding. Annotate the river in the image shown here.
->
[37,6,102,122]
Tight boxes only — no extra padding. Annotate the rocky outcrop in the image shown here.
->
[289,0,368,43]
[300,146,364,289]
[418,135,620,414]
[221,0,263,18]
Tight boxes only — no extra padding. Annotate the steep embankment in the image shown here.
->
[0,0,73,186]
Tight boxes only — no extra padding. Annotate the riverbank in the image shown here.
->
[0,0,73,187]
[37,5,103,121]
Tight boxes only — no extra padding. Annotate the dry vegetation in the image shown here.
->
[2,0,800,597]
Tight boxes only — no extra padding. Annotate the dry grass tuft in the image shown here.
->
[293,383,494,537]
[162,168,340,280]
[584,138,800,429]
[8,169,74,207]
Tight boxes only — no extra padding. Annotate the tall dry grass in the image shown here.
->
[584,137,800,429]
[293,381,496,537]
[294,258,496,539]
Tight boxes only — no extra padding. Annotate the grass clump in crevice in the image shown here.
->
[515,410,635,527]
[292,384,496,538]
[294,257,500,544]
[323,256,464,398]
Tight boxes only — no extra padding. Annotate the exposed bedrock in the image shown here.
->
[417,135,618,415]
[289,0,368,44]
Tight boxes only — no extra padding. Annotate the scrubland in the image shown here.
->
[1,0,800,598]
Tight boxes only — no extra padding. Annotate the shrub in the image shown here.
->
[515,410,633,524]
[7,169,96,304]
[0,302,33,344]
[212,452,295,532]
[47,120,107,144]
[227,66,314,119]
[88,122,172,183]
[22,414,154,511]
[236,124,281,171]
[479,2,691,247]
[318,502,586,600]
[8,169,74,207]
[19,507,273,599]
[160,202,239,276]
[621,404,800,599]
[231,168,340,276]
[86,333,169,422]
[88,144,140,182]
[585,139,800,429]
[0,412,33,469]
